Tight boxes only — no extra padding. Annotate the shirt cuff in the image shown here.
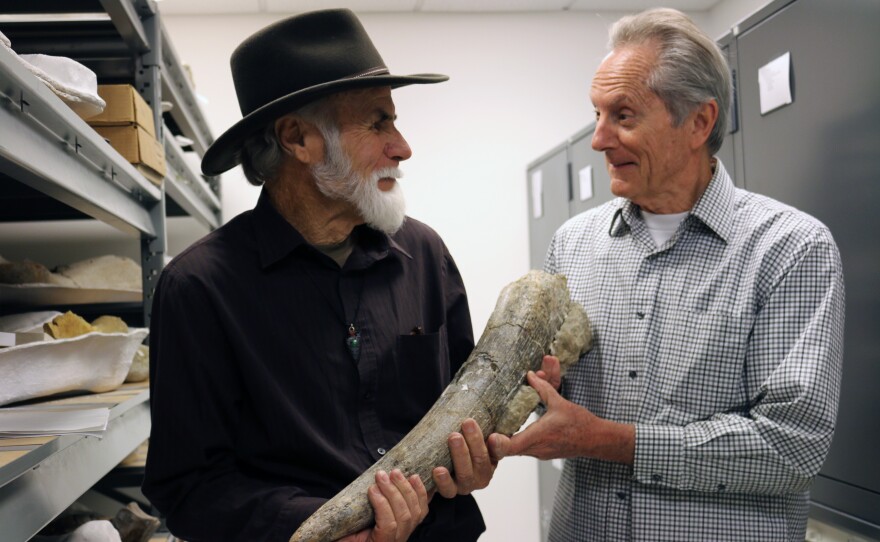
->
[633,423,685,489]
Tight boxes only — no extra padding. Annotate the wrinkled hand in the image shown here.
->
[432,418,496,498]
[488,371,635,465]
[338,469,428,542]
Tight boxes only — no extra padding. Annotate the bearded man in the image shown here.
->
[143,10,493,542]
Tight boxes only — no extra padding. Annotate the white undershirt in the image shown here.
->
[641,209,689,247]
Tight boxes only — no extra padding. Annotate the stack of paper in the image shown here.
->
[0,331,44,347]
[0,404,109,438]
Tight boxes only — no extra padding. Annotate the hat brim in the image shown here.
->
[201,73,448,176]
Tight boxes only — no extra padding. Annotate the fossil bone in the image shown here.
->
[289,270,592,542]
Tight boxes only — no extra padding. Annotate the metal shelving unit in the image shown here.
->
[0,44,161,237]
[0,1,219,538]
[0,384,151,542]
[0,0,220,320]
[163,120,220,230]
[160,22,212,158]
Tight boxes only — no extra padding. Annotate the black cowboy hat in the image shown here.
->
[201,8,448,176]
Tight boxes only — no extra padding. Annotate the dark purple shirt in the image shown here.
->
[143,189,484,541]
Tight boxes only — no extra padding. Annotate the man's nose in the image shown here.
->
[387,129,412,162]
[591,117,615,152]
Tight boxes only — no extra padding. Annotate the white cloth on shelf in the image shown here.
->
[1,28,105,119]
[18,53,106,119]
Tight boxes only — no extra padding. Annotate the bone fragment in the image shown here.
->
[289,270,592,542]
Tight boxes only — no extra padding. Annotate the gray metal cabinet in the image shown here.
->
[716,32,741,188]
[734,0,880,537]
[527,142,569,542]
[568,124,614,218]
[527,143,570,270]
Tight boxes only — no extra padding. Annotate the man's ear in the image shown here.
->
[276,115,321,164]
[689,99,719,151]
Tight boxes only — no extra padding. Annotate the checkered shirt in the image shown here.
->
[544,161,845,542]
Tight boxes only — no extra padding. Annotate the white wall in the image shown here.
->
[705,0,774,39]
[159,3,773,541]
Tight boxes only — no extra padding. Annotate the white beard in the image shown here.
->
[311,130,407,235]
[348,167,407,235]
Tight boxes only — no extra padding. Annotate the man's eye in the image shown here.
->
[373,114,394,131]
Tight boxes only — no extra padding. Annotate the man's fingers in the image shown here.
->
[376,470,410,529]
[367,469,430,542]
[461,418,494,471]
[409,474,429,518]
[432,466,457,499]
[487,432,510,461]
[447,432,474,492]
[368,475,394,528]
[541,355,562,389]
[527,370,557,404]
[389,469,419,522]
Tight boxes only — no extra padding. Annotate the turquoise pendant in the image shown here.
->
[346,324,361,361]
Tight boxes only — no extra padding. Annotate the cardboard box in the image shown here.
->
[93,124,166,186]
[88,84,156,138]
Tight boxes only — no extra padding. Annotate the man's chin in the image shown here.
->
[367,214,406,235]
[377,178,396,192]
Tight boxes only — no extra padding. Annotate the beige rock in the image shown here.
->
[125,345,149,383]
[91,315,129,334]
[44,311,95,339]
[47,272,77,287]
[111,502,160,542]
[0,259,52,284]
[56,255,142,291]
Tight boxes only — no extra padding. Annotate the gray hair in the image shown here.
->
[609,8,731,155]
[239,96,338,186]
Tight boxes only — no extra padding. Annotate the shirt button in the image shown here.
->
[377,447,386,456]
[717,484,726,491]
[628,370,638,379]
[616,491,627,500]
[636,311,645,319]
[651,474,662,482]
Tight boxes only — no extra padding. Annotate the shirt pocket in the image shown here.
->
[393,325,450,421]
[650,309,753,423]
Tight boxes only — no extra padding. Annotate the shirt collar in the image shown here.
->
[690,159,735,243]
[387,233,412,260]
[253,188,308,269]
[347,224,413,268]
[607,159,735,243]
[252,188,411,269]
